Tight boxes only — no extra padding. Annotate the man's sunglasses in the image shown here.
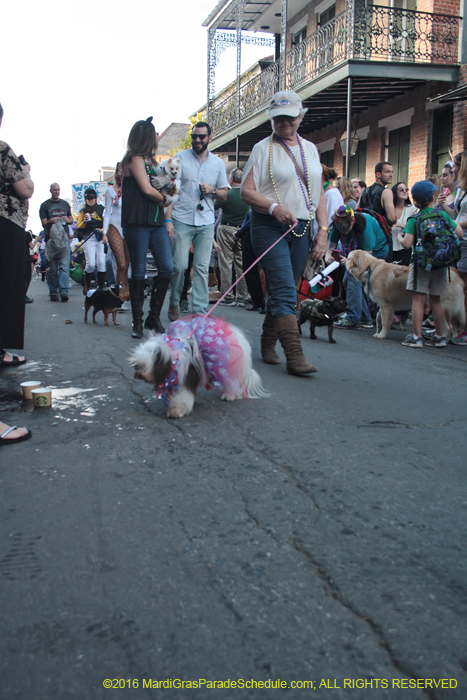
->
[191,134,208,141]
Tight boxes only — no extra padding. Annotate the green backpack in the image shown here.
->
[409,211,460,271]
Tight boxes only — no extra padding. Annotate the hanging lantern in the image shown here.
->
[339,129,359,157]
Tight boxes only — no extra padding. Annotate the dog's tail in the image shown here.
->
[245,369,271,399]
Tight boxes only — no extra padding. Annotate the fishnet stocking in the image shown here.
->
[107,225,130,300]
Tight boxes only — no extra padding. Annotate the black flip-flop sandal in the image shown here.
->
[0,426,32,446]
[0,351,27,366]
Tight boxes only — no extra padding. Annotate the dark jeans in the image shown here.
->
[251,211,309,317]
[240,229,264,307]
[123,223,173,281]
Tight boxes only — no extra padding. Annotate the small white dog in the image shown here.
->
[129,316,268,418]
[150,157,181,205]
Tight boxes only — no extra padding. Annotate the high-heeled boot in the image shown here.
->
[97,271,106,290]
[274,314,318,375]
[145,277,171,334]
[260,313,281,364]
[129,278,145,339]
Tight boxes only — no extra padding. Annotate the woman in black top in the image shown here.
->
[122,117,173,338]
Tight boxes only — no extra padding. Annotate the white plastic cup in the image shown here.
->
[20,381,42,400]
[31,387,52,408]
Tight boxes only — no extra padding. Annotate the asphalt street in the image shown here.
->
[1,275,466,700]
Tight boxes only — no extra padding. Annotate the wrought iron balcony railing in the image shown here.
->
[209,4,460,138]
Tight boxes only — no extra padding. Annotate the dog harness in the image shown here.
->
[301,298,325,320]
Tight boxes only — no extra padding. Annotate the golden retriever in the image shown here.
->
[345,250,465,339]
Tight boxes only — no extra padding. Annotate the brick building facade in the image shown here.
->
[203,0,467,188]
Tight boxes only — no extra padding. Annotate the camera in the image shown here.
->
[198,184,204,211]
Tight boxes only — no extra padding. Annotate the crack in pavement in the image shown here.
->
[290,533,440,700]
[237,491,280,543]
[357,419,465,429]
[243,430,321,515]
[178,519,243,622]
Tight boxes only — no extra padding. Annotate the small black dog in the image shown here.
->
[84,285,123,325]
[298,297,348,343]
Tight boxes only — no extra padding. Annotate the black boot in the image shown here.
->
[84,272,94,295]
[129,278,145,339]
[145,277,171,333]
[97,271,106,290]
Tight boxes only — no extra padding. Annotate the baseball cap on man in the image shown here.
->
[411,180,438,202]
[267,91,305,118]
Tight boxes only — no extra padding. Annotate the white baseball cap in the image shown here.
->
[267,91,304,118]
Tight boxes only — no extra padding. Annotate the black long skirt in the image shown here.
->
[0,216,28,349]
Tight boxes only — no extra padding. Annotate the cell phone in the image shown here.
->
[18,155,28,166]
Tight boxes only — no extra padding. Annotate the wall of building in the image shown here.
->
[302,79,466,187]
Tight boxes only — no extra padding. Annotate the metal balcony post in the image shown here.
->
[236,0,246,121]
[345,76,353,178]
[207,27,216,123]
[280,0,288,90]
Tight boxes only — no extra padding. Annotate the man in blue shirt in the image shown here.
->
[165,122,229,318]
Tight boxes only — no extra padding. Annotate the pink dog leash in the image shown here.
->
[205,221,298,319]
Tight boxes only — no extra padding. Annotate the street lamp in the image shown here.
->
[339,129,359,157]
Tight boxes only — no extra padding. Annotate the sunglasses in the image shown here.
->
[85,196,96,200]
[397,188,408,192]
[191,134,208,141]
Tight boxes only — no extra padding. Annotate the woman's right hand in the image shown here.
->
[84,213,91,222]
[437,190,447,205]
[274,205,297,227]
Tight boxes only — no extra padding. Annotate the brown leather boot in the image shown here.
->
[261,313,281,364]
[275,314,318,375]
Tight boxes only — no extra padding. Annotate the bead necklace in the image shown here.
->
[145,159,159,223]
[268,134,314,238]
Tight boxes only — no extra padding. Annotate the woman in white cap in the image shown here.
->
[241,90,328,376]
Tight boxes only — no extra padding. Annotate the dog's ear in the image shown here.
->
[151,352,173,385]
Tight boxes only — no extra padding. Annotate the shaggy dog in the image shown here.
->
[84,285,123,325]
[129,315,268,418]
[346,250,465,339]
[298,297,348,343]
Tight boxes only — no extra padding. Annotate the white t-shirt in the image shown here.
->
[392,204,418,251]
[103,185,123,235]
[242,135,322,221]
[325,187,344,226]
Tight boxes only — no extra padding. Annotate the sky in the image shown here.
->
[1,0,271,232]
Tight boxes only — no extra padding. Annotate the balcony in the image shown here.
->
[208,4,460,140]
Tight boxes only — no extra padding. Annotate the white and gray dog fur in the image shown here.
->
[129,317,268,419]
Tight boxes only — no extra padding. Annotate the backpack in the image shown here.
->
[408,211,461,271]
[45,222,69,261]
[359,183,386,218]
[356,207,392,246]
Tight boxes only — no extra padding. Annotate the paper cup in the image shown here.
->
[31,387,52,408]
[20,380,42,400]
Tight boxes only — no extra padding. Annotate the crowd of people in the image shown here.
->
[1,91,467,445]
